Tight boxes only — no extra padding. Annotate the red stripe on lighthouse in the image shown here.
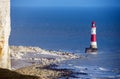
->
[91,35,96,42]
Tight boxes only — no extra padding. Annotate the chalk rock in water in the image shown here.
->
[0,0,11,69]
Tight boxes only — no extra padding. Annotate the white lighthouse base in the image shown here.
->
[85,48,98,54]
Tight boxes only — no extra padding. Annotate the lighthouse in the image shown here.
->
[85,21,98,53]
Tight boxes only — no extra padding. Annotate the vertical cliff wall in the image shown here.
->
[0,0,11,69]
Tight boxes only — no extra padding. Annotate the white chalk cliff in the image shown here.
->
[0,0,11,69]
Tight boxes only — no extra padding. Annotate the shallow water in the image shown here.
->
[56,52,120,79]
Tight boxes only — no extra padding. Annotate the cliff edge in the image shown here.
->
[0,0,11,69]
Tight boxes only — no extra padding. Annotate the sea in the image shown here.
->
[10,6,120,79]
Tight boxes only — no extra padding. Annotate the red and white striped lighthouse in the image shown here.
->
[90,21,97,48]
[85,21,98,53]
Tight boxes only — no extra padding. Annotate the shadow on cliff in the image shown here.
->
[0,68,41,79]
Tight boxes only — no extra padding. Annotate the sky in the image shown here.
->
[11,0,120,7]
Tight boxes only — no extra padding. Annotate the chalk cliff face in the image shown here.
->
[0,0,11,69]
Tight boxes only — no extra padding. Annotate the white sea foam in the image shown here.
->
[98,67,109,71]
[74,66,87,70]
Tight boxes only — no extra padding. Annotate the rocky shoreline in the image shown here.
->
[7,46,83,79]
[10,46,82,70]
[15,64,73,79]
